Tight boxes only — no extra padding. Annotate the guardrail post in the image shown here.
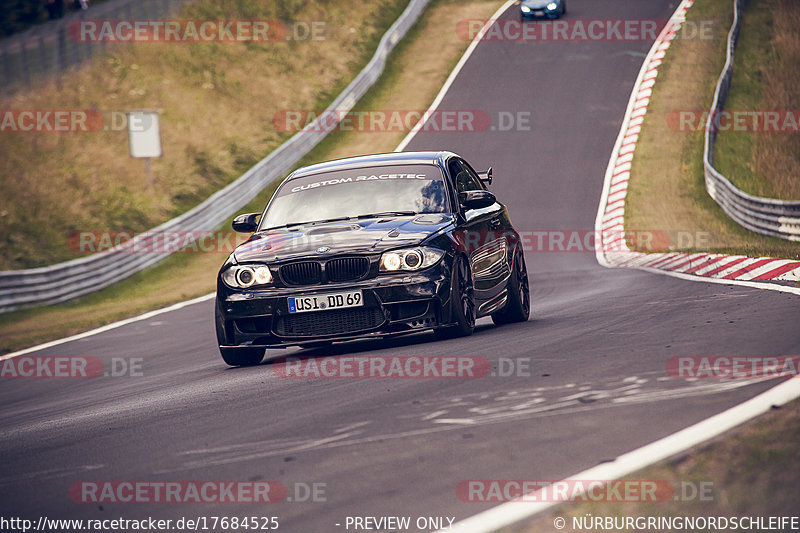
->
[56,22,67,88]
[37,33,48,84]
[19,38,30,87]
[1,42,11,89]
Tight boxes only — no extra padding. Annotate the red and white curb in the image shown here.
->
[594,0,800,285]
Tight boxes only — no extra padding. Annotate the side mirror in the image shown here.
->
[232,212,260,233]
[460,190,496,210]
[478,167,492,186]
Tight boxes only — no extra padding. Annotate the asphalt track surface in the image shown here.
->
[2,1,799,531]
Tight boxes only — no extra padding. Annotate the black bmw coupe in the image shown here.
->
[215,151,530,366]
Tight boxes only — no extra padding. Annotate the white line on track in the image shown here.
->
[0,292,214,361]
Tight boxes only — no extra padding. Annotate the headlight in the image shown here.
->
[221,265,273,288]
[379,247,445,272]
[521,5,531,12]
[546,2,557,10]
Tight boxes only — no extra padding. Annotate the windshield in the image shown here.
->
[259,164,449,229]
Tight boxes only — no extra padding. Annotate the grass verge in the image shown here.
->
[624,0,800,258]
[519,396,800,532]
[715,0,800,200]
[0,0,503,355]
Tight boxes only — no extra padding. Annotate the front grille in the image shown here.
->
[281,261,322,285]
[274,307,385,337]
[326,257,370,282]
[280,257,370,286]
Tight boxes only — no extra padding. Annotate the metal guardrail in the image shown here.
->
[0,0,431,314]
[703,0,800,242]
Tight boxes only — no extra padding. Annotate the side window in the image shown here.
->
[460,160,485,191]
[450,158,483,193]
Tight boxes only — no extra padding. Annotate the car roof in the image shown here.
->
[288,151,458,179]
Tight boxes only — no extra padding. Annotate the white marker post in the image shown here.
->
[126,110,162,190]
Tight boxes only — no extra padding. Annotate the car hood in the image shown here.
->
[522,0,555,8]
[232,214,454,263]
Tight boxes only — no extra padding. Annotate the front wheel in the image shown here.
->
[219,347,265,366]
[434,256,475,339]
[492,248,530,325]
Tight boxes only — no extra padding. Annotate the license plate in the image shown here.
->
[288,290,363,314]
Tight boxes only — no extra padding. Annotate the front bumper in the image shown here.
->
[215,262,454,349]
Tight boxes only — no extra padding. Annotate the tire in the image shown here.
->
[434,255,475,339]
[219,347,264,366]
[492,248,530,325]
